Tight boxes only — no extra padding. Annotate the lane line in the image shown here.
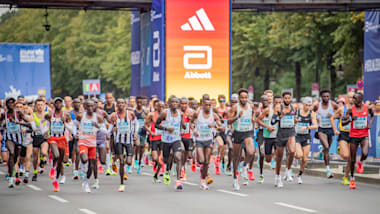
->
[216,189,248,197]
[142,172,153,176]
[79,208,97,214]
[27,184,42,191]
[183,181,197,186]
[0,171,5,175]
[275,202,317,213]
[48,195,69,203]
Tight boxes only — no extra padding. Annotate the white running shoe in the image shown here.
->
[59,176,66,184]
[297,175,303,184]
[286,171,294,182]
[200,180,209,190]
[233,178,240,191]
[82,182,91,193]
[275,175,284,188]
[241,166,248,180]
[91,181,100,189]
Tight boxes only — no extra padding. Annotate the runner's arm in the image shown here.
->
[342,108,352,126]
[154,111,167,130]
[309,112,318,130]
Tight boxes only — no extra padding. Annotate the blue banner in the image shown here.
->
[372,115,380,159]
[151,0,165,100]
[130,11,141,97]
[140,12,152,93]
[364,10,380,102]
[0,43,51,99]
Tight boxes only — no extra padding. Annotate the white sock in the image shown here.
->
[106,153,111,169]
[326,165,330,170]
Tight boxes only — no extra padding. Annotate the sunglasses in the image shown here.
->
[219,100,226,103]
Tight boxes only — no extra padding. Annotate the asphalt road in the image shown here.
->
[0,163,379,214]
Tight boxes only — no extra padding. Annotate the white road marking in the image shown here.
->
[275,202,317,213]
[48,195,69,203]
[79,208,97,214]
[0,171,5,175]
[27,184,42,191]
[216,189,248,197]
[183,181,197,186]
[142,172,153,176]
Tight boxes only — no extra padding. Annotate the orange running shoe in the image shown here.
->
[123,174,128,180]
[49,168,55,180]
[356,160,364,174]
[349,180,356,189]
[15,177,21,185]
[52,180,60,192]
[180,169,185,179]
[206,175,213,185]
[236,171,240,181]
[215,166,221,175]
[191,163,196,172]
[247,170,255,181]
[112,164,118,173]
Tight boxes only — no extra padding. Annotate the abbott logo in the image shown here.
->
[183,45,212,69]
[181,8,215,31]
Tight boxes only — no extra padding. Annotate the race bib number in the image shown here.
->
[7,122,20,133]
[353,117,367,129]
[51,122,64,134]
[320,116,331,127]
[199,125,211,137]
[280,115,294,128]
[182,122,190,133]
[238,118,251,131]
[170,122,180,136]
[296,122,309,134]
[118,122,130,134]
[342,121,351,131]
[138,119,145,130]
[82,122,94,135]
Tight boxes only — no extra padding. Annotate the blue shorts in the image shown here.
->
[1,140,8,152]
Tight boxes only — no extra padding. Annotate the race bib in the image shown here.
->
[82,122,94,135]
[182,122,190,133]
[138,119,145,130]
[199,125,211,137]
[296,122,309,134]
[320,116,331,127]
[118,122,130,134]
[238,118,251,131]
[353,117,367,129]
[280,115,294,128]
[342,121,351,131]
[170,122,181,136]
[51,121,64,134]
[7,122,20,134]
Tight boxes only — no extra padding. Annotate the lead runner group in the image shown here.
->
[0,88,378,192]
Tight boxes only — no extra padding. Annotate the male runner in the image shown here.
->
[69,98,82,180]
[179,97,194,180]
[134,96,149,174]
[214,94,228,175]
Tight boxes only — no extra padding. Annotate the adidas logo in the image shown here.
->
[181,8,215,31]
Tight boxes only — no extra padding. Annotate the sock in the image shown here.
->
[15,172,19,178]
[124,165,127,172]
[326,165,330,170]
[106,153,111,169]
[299,171,303,176]
[95,178,99,184]
[25,171,29,178]
[34,169,38,174]
[350,176,355,181]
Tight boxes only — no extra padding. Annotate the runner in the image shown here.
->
[69,98,82,180]
[179,97,194,180]
[17,103,33,184]
[316,89,339,178]
[154,97,186,190]
[45,97,71,192]
[331,92,354,185]
[31,99,49,182]
[294,97,318,184]
[103,93,117,176]
[144,99,164,183]
[134,96,149,174]
[192,99,222,190]
[109,99,138,192]
[224,94,238,176]
[272,91,297,187]
[0,97,32,188]
[214,94,228,175]
[342,92,375,189]
[228,88,256,190]
[76,100,103,193]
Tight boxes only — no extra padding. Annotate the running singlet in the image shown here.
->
[349,104,369,138]
[33,112,47,136]
[104,103,116,115]
[339,105,351,132]
[134,109,146,136]
[263,106,278,138]
[233,104,253,132]
[317,101,334,128]
[195,110,215,141]
[49,111,65,137]
[279,105,296,129]
[114,111,131,144]
[181,109,192,139]
[78,112,97,147]
[161,109,181,143]
[5,111,23,144]
[296,109,312,135]
[150,111,162,141]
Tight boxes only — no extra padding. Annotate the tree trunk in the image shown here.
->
[295,62,301,102]
[264,69,270,90]
[327,52,336,98]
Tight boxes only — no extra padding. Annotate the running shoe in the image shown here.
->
[136,165,141,174]
[112,164,118,173]
[163,172,171,186]
[144,156,149,166]
[127,166,132,174]
[32,174,37,182]
[82,182,91,193]
[215,155,220,167]
[64,160,71,167]
[233,178,240,191]
[73,171,79,180]
[91,181,99,189]
[80,171,85,180]
[15,177,21,185]
[258,175,264,184]
[180,168,185,179]
[342,176,350,185]
[5,173,10,180]
[124,174,128,180]
[133,160,138,169]
[181,172,187,181]
[247,170,255,181]
[59,176,66,184]
[286,171,294,182]
[241,166,248,180]
[52,180,60,192]
[221,163,225,172]
[105,168,112,176]
[297,175,303,184]
[225,167,232,176]
[98,165,104,174]
[275,176,283,188]
[270,159,275,169]
[23,177,29,184]
[191,163,196,172]
[349,180,356,190]
[153,176,161,184]
[200,179,208,190]
[236,171,240,180]
[356,160,364,174]
[118,184,125,192]
[39,167,44,174]
[175,180,183,191]
[20,167,24,177]
[206,175,213,185]
[215,166,221,175]
[49,168,55,180]
[326,169,334,179]
[8,178,14,188]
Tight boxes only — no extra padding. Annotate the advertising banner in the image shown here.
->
[83,79,101,95]
[130,11,141,96]
[166,0,231,100]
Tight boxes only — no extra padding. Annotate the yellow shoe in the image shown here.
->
[124,174,128,180]
[342,176,350,185]
[206,176,213,185]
